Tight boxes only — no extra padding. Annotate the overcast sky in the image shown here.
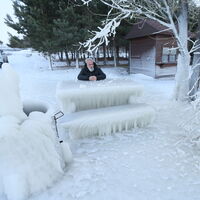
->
[0,0,200,45]
[0,0,18,44]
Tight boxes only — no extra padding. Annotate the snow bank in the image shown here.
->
[57,80,143,113]
[62,104,155,139]
[0,63,27,121]
[0,113,72,200]
[8,50,50,72]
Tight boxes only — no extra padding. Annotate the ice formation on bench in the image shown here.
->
[56,80,143,113]
[62,104,155,139]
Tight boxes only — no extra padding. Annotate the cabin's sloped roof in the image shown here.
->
[125,19,173,40]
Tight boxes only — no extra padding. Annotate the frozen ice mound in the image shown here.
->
[0,116,61,200]
[0,114,72,200]
[61,104,155,139]
[56,80,143,113]
[0,64,72,200]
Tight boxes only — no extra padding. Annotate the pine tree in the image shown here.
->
[5,0,64,54]
[7,33,30,48]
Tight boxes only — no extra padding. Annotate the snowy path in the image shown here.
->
[8,50,200,200]
[29,104,200,200]
[31,133,200,200]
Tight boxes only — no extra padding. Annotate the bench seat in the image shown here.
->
[61,104,155,139]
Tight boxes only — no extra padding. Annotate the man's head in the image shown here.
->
[85,58,94,71]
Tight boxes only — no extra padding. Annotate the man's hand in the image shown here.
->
[89,76,97,81]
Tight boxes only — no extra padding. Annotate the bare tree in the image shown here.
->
[82,0,199,101]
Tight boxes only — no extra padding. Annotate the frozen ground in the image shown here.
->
[5,50,200,200]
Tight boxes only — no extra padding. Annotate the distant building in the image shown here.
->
[126,19,178,78]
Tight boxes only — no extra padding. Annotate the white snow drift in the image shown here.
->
[0,64,72,200]
[0,64,27,121]
[56,80,143,113]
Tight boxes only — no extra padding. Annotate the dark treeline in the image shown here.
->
[5,0,133,67]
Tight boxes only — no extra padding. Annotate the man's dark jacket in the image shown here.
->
[77,63,106,81]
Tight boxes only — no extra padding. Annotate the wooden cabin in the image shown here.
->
[126,19,178,78]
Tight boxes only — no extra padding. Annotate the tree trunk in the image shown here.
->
[103,43,107,65]
[106,46,110,58]
[65,51,71,67]
[189,9,200,100]
[58,53,61,61]
[83,51,86,60]
[174,53,190,101]
[189,53,200,99]
[97,50,99,62]
[110,44,114,58]
[173,0,190,101]
[116,45,120,66]
[59,51,63,61]
[80,50,83,59]
[92,51,96,62]
[113,39,117,67]
[49,54,53,70]
[75,50,79,68]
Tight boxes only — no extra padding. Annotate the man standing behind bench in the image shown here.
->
[77,58,106,81]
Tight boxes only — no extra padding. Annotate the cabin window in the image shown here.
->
[162,47,177,63]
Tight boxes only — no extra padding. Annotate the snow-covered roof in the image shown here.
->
[125,19,173,40]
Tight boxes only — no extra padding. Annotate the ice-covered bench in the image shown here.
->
[61,104,155,139]
[56,80,143,113]
[56,79,155,139]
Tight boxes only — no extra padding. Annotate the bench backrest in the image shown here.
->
[56,80,143,113]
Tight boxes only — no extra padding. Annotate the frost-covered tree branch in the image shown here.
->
[82,0,182,53]
[189,39,200,53]
[83,12,129,53]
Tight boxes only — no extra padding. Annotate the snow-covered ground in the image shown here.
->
[2,49,200,200]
